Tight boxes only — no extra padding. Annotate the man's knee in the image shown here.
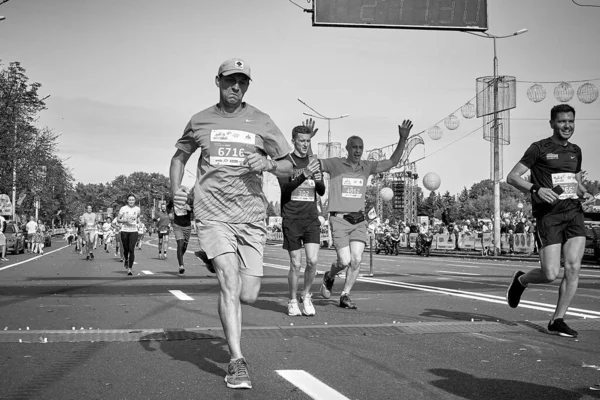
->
[240,291,259,305]
[306,257,318,269]
[540,268,560,282]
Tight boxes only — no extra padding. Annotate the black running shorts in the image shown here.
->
[536,207,587,249]
[282,218,321,251]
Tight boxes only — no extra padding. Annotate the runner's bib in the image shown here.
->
[291,179,316,202]
[341,176,365,200]
[551,172,578,200]
[210,130,256,166]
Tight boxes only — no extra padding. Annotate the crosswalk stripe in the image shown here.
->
[276,370,350,400]
[169,290,194,301]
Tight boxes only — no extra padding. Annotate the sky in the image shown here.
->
[1,0,599,202]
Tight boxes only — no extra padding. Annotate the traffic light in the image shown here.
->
[392,182,405,210]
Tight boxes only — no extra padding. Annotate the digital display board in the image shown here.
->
[313,0,488,31]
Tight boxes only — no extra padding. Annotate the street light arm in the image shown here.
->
[297,98,326,118]
[465,29,528,40]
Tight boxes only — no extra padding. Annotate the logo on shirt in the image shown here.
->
[571,156,576,159]
[546,153,559,160]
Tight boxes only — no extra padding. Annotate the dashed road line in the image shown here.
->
[276,370,350,400]
[169,290,194,301]
[141,270,154,275]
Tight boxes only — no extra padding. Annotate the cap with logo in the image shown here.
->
[217,58,251,80]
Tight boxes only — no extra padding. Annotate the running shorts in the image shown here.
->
[282,218,321,251]
[536,207,587,249]
[173,224,191,242]
[329,215,368,249]
[158,229,169,239]
[195,220,266,277]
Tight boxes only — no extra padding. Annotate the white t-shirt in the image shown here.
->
[26,220,38,234]
[119,206,141,233]
[0,215,5,232]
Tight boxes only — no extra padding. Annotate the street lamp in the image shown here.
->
[297,98,349,158]
[467,28,527,255]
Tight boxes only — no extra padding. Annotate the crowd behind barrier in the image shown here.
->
[266,230,537,255]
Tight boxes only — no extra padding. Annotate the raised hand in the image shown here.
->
[302,118,319,137]
[398,120,413,141]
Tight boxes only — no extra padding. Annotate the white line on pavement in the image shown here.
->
[437,270,481,276]
[0,245,70,271]
[262,262,600,319]
[276,370,350,400]
[141,270,154,275]
[169,290,194,301]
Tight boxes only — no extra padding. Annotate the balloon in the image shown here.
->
[423,172,441,191]
[380,187,393,202]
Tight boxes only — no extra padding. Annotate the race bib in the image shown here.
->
[209,130,256,166]
[291,179,316,202]
[551,172,578,200]
[341,176,365,199]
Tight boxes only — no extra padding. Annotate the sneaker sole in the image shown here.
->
[547,330,577,338]
[506,271,525,308]
[224,377,252,389]
[320,284,331,299]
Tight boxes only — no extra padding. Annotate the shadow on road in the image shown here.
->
[429,368,597,400]
[139,332,229,378]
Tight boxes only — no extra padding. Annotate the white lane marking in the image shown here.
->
[437,270,481,276]
[141,270,154,275]
[358,276,600,319]
[276,370,350,400]
[0,245,70,271]
[263,262,600,319]
[580,274,600,278]
[169,290,194,301]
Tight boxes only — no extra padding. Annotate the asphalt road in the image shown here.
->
[1,236,600,400]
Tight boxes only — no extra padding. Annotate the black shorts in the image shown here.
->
[282,218,321,251]
[536,208,587,249]
[158,230,169,239]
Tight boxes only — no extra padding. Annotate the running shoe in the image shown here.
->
[548,318,578,338]
[127,268,133,276]
[287,299,302,316]
[195,250,215,273]
[224,358,252,389]
[339,294,357,310]
[86,255,90,261]
[320,272,335,299]
[300,293,316,316]
[506,271,526,308]
[1,258,9,261]
[178,267,185,275]
[90,253,94,260]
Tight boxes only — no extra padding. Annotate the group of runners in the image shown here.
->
[66,193,195,276]
[166,59,593,390]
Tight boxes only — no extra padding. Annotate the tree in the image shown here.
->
[0,61,72,223]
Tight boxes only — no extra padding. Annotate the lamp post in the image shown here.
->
[297,98,349,158]
[467,28,527,255]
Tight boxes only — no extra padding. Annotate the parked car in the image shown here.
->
[4,222,25,255]
[584,223,600,264]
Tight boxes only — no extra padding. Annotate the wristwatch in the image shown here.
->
[530,184,541,194]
